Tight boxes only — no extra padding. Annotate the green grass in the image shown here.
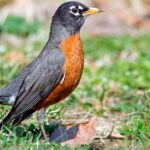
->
[0,31,150,149]
[0,16,40,37]
[119,93,150,149]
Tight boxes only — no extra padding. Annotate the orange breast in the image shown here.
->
[35,32,84,109]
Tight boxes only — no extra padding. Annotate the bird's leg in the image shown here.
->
[37,109,49,141]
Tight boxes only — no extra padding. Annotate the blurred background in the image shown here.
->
[0,0,150,149]
[0,0,150,36]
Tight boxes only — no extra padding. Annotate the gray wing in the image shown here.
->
[0,48,65,125]
[0,48,48,105]
[0,47,50,105]
[0,64,32,105]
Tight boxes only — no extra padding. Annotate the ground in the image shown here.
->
[0,2,150,149]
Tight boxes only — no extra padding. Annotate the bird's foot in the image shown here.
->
[39,122,49,141]
[37,109,49,141]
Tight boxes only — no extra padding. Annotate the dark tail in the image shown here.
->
[0,109,36,129]
[0,110,14,129]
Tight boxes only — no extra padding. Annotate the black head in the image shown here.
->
[49,1,100,45]
[53,1,89,34]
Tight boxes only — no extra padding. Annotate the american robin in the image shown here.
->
[0,1,100,139]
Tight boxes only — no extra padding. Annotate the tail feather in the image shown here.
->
[0,110,14,129]
[0,109,36,129]
[12,109,36,125]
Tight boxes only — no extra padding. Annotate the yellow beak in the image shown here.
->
[82,7,101,16]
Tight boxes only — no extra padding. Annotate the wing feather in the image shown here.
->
[0,48,65,125]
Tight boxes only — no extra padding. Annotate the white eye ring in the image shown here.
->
[70,6,80,16]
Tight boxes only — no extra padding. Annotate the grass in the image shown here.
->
[0,15,40,37]
[0,23,150,149]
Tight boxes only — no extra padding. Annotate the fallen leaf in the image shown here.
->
[47,116,124,148]
[61,118,96,148]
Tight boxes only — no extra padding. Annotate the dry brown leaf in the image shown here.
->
[61,118,96,148]
[48,116,124,148]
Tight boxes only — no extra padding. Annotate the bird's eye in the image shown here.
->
[70,6,80,16]
[71,7,79,14]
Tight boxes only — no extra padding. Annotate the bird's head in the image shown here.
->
[49,1,101,44]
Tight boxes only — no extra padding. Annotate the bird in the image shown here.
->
[0,1,100,139]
